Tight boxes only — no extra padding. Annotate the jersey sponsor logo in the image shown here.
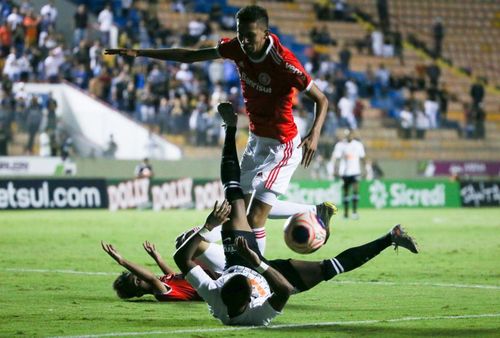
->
[241,72,272,94]
[285,62,307,81]
[250,278,268,297]
[258,72,271,86]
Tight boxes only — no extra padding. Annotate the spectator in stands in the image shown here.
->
[353,99,364,129]
[40,0,57,29]
[399,103,413,139]
[97,4,113,45]
[25,95,42,154]
[345,77,358,100]
[44,47,63,83]
[338,90,357,129]
[157,97,172,135]
[7,6,22,31]
[333,68,346,105]
[332,0,348,21]
[426,61,441,89]
[463,102,475,139]
[415,103,429,139]
[371,26,384,56]
[104,134,118,158]
[123,82,137,115]
[19,0,34,17]
[46,91,57,131]
[138,84,156,125]
[3,48,20,81]
[0,21,12,56]
[391,27,404,65]
[376,0,390,33]
[338,44,351,72]
[473,104,486,139]
[432,17,444,59]
[22,9,38,48]
[375,63,390,90]
[437,82,449,121]
[121,0,132,18]
[39,127,51,156]
[0,111,9,155]
[424,90,439,129]
[73,4,88,47]
[470,77,485,107]
[314,0,332,21]
[363,64,375,97]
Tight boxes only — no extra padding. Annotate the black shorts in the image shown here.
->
[221,231,308,292]
[269,259,308,292]
[342,175,360,188]
[221,230,266,270]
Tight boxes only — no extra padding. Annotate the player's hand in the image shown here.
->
[205,200,231,230]
[103,48,138,57]
[235,236,261,267]
[143,241,160,259]
[175,227,199,249]
[101,241,124,265]
[298,132,319,168]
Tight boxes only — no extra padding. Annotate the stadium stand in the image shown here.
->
[1,0,499,162]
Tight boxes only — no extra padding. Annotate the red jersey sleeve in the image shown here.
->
[217,37,241,60]
[282,54,312,92]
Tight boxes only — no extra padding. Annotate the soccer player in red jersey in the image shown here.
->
[105,5,335,255]
[101,203,229,301]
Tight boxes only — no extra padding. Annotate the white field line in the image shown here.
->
[51,313,500,338]
[5,268,500,290]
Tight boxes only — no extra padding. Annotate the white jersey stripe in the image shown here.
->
[330,259,340,274]
[265,140,293,189]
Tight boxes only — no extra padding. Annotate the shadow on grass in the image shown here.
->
[266,325,499,337]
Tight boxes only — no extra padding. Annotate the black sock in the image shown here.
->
[221,126,244,202]
[352,194,359,213]
[343,196,349,217]
[322,233,392,281]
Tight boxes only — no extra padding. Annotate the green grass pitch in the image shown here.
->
[0,208,499,337]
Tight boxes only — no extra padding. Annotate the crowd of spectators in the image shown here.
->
[0,0,489,157]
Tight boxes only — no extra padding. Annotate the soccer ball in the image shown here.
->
[283,211,328,254]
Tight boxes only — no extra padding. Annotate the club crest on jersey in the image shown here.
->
[258,72,271,86]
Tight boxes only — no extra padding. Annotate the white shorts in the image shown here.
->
[240,132,302,196]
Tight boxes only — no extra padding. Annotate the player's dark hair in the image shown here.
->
[221,274,252,309]
[236,5,269,28]
[113,272,142,299]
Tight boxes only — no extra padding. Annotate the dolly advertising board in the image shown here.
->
[106,178,224,211]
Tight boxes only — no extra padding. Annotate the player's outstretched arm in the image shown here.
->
[235,237,293,311]
[174,200,230,274]
[299,83,329,168]
[101,241,167,294]
[104,47,220,63]
[143,241,176,276]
